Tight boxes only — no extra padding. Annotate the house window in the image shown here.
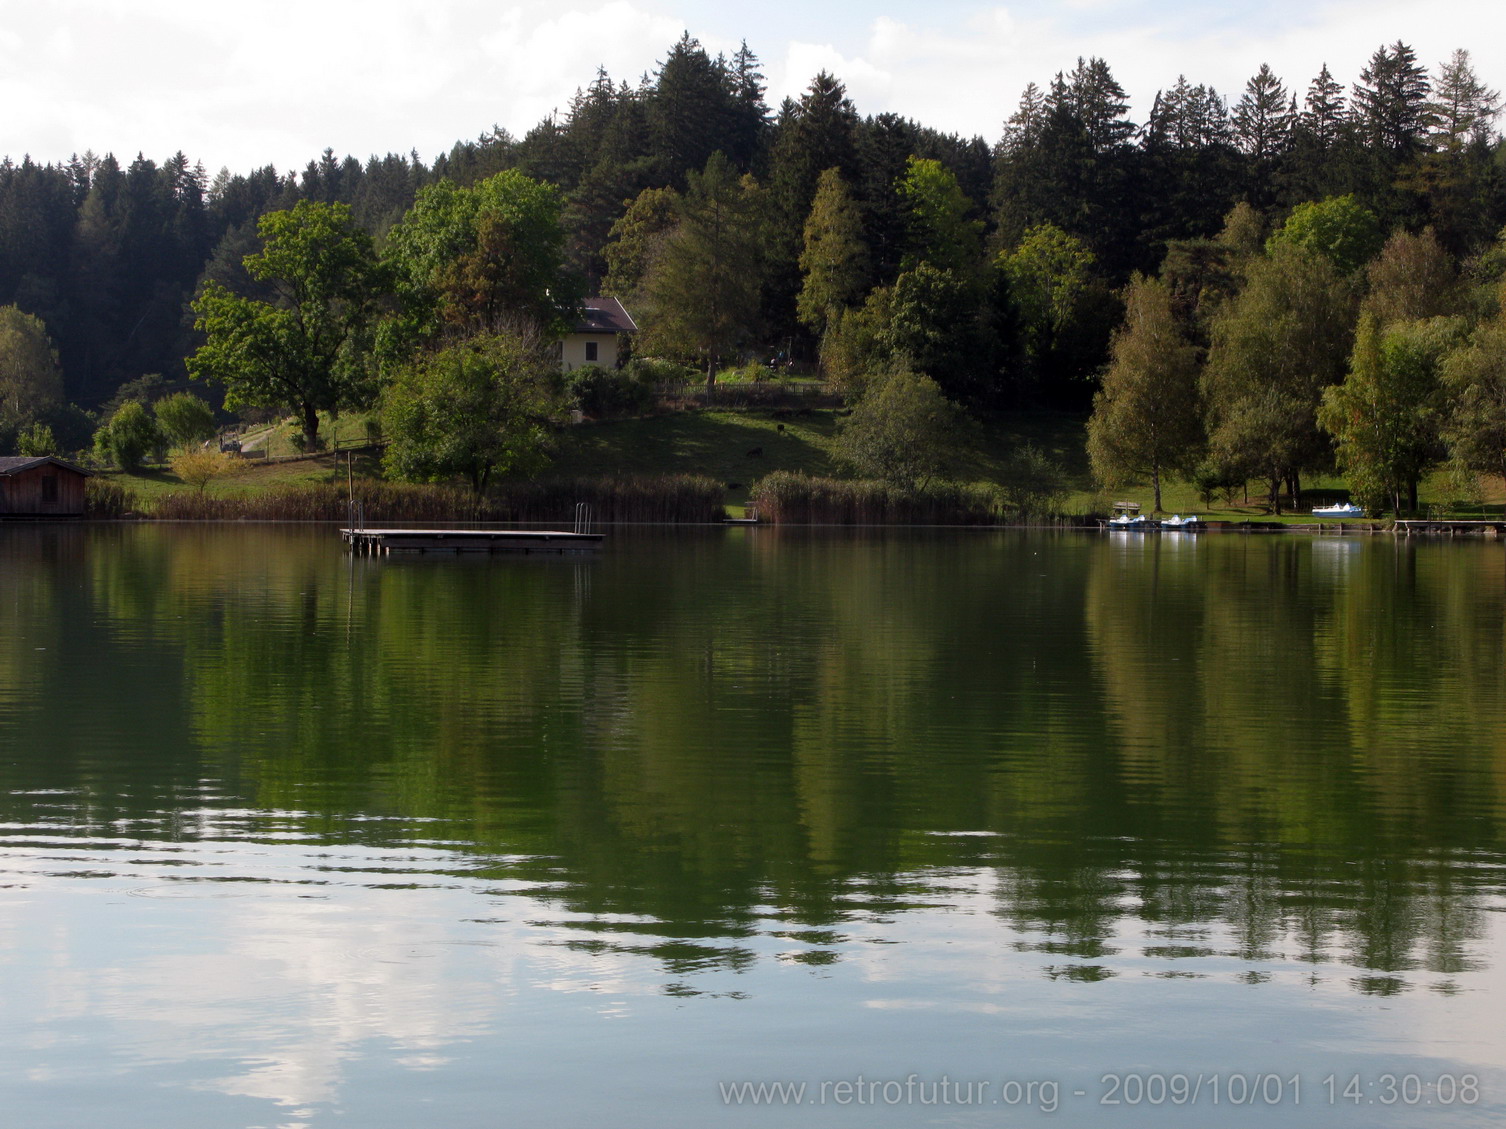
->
[585,341,599,362]
[41,475,58,503]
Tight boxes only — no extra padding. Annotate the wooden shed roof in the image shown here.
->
[0,456,92,477]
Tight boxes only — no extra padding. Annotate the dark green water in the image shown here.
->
[1,524,1503,1127]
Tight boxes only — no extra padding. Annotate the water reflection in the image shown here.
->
[1,524,1504,1123]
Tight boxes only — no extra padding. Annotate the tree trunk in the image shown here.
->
[1291,471,1302,512]
[300,404,320,449]
[1269,472,1282,515]
[1152,463,1163,513]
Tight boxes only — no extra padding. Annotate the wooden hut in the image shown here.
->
[0,456,91,518]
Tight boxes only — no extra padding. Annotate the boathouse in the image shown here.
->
[561,297,638,372]
[0,456,91,518]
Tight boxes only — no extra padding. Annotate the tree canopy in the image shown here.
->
[186,201,385,446]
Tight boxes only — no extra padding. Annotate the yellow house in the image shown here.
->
[561,297,638,371]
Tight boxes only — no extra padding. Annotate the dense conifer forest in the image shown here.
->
[2,34,1503,512]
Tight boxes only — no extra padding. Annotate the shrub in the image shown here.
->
[567,364,654,418]
[999,444,1068,517]
[171,449,238,492]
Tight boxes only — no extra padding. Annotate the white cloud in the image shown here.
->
[0,1,1502,172]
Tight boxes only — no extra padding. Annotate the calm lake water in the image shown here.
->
[2,523,1504,1128]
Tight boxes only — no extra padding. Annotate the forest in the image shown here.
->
[0,33,1503,513]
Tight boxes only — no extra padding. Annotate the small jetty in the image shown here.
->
[343,527,603,554]
[342,501,603,554]
[1395,519,1506,537]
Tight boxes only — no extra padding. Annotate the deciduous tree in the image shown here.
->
[796,168,868,336]
[381,332,565,494]
[187,201,385,447]
[0,305,63,440]
[835,365,967,487]
[1086,275,1203,512]
[1318,313,1464,513]
[642,153,765,385]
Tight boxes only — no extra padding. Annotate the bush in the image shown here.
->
[567,364,654,418]
[999,444,1068,518]
[835,367,968,487]
[171,449,238,492]
[624,357,697,388]
[93,401,162,471]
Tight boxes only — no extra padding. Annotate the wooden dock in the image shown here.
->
[1394,519,1506,537]
[342,528,604,554]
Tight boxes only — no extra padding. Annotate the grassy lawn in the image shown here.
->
[99,403,1506,522]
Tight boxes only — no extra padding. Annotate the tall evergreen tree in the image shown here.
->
[648,33,735,187]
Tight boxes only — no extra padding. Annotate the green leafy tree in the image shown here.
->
[1086,275,1204,512]
[383,169,574,354]
[1362,228,1462,324]
[16,421,57,456]
[642,153,765,385]
[796,168,868,336]
[93,401,162,472]
[880,263,983,399]
[602,186,680,301]
[1202,242,1357,512]
[187,201,385,448]
[0,305,64,441]
[897,156,982,276]
[835,365,967,487]
[1318,314,1464,514]
[154,391,217,449]
[1440,312,1506,484]
[1267,195,1383,276]
[381,333,565,494]
[997,223,1110,398]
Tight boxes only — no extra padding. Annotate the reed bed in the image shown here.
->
[143,474,726,524]
[85,478,137,518]
[750,471,1005,525]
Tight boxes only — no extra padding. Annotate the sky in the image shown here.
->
[2,0,1503,177]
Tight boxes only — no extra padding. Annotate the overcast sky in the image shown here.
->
[2,0,1502,177]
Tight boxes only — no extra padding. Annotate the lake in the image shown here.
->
[1,523,1503,1127]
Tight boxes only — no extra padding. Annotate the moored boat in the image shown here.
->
[1313,503,1363,518]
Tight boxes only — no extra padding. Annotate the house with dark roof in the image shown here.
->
[0,456,91,518]
[561,297,638,372]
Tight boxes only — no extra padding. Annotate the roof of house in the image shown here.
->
[571,296,638,335]
[0,456,92,477]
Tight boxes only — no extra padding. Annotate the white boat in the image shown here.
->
[1108,513,1147,528]
[1160,514,1201,529]
[1312,503,1363,518]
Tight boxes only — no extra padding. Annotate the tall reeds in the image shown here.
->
[750,471,1004,524]
[85,478,137,517]
[142,475,726,524]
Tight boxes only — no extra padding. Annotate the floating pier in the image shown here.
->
[342,527,603,554]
